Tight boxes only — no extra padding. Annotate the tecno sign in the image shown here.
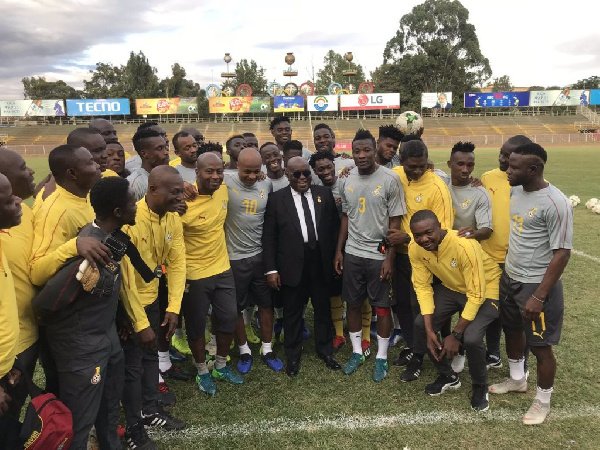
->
[66,99,130,116]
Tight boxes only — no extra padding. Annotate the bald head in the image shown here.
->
[148,165,181,187]
[286,156,309,172]
[237,148,262,187]
[196,152,223,170]
[238,148,262,166]
[0,147,36,199]
[90,118,118,144]
[146,166,184,216]
[286,156,311,193]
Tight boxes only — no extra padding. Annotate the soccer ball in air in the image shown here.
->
[260,103,269,112]
[396,111,424,136]
[585,198,599,210]
[569,195,581,207]
[188,105,197,113]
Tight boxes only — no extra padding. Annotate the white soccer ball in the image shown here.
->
[187,105,197,113]
[396,111,424,136]
[593,204,600,215]
[585,198,599,210]
[260,103,269,111]
[569,195,581,207]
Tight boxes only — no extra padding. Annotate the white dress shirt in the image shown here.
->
[291,188,319,243]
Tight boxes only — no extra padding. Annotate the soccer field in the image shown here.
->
[24,144,600,449]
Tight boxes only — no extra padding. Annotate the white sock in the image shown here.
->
[376,335,389,359]
[242,308,252,325]
[194,360,208,375]
[174,328,185,338]
[158,351,171,372]
[158,373,164,384]
[274,308,284,320]
[508,357,526,380]
[349,331,362,354]
[208,334,216,346]
[535,386,553,404]
[239,342,251,355]
[261,341,273,355]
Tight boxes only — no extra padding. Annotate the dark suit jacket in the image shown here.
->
[262,185,340,287]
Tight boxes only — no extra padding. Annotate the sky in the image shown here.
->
[0,0,599,98]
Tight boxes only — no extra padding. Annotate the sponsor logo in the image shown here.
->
[313,96,329,111]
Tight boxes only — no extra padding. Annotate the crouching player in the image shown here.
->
[408,210,501,411]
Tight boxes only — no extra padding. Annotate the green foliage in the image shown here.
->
[21,76,82,100]
[117,51,160,100]
[221,59,267,96]
[571,75,600,90]
[491,75,512,92]
[83,63,123,98]
[375,0,491,109]
[315,50,366,94]
[159,63,201,98]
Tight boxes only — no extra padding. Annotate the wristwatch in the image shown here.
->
[451,330,464,341]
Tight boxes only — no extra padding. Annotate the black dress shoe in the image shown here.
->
[318,353,341,370]
[286,360,300,377]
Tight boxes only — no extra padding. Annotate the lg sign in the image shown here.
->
[340,93,400,111]
[66,99,130,116]
[358,95,384,106]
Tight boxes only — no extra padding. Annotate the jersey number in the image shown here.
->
[243,199,258,214]
[511,214,523,234]
[358,197,366,213]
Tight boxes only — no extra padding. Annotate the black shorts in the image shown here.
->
[230,253,273,312]
[499,272,564,346]
[342,253,394,308]
[181,270,237,340]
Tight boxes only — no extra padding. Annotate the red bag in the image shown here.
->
[19,379,73,450]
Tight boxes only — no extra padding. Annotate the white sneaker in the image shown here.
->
[523,399,550,425]
[451,354,466,373]
[489,377,527,394]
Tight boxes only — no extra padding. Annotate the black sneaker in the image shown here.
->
[425,373,461,396]
[142,406,186,431]
[124,422,157,450]
[400,355,422,382]
[471,383,490,411]
[157,382,176,406]
[485,352,502,370]
[160,364,193,381]
[393,347,413,366]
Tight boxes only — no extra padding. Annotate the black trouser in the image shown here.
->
[280,245,333,363]
[121,299,161,426]
[413,284,499,385]
[38,326,59,396]
[7,342,39,418]
[58,348,124,450]
[392,253,419,348]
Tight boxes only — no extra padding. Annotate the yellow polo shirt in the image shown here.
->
[121,199,186,332]
[102,168,119,178]
[0,245,19,378]
[0,204,38,353]
[409,230,502,321]
[392,168,454,253]
[30,185,94,287]
[180,184,230,280]
[169,157,182,167]
[480,168,510,263]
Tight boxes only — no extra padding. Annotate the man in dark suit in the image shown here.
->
[263,156,341,376]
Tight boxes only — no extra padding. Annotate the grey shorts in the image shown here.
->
[342,253,394,308]
[499,272,564,346]
[230,253,273,312]
[181,270,237,340]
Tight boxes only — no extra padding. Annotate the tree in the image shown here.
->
[83,63,123,98]
[21,76,82,99]
[316,50,366,94]
[491,75,512,92]
[159,63,201,98]
[528,86,545,91]
[221,59,267,96]
[375,0,492,109]
[116,51,160,100]
[572,76,600,90]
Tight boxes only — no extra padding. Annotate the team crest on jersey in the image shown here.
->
[527,207,538,218]
[415,194,422,203]
[372,185,383,196]
[91,366,101,385]
[222,200,227,210]
[450,258,458,268]
[166,231,172,242]
[460,198,472,210]
[259,189,265,199]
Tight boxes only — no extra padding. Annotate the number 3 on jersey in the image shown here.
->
[358,197,366,213]
[243,199,258,214]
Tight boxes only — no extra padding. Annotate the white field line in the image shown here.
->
[150,405,600,442]
[572,249,600,264]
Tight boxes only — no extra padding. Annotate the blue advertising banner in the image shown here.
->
[66,99,130,116]
[273,96,304,112]
[464,92,530,108]
[590,89,600,105]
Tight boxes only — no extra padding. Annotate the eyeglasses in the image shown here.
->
[292,170,311,179]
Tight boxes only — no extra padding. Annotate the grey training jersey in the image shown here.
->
[270,175,289,192]
[125,154,142,171]
[312,156,356,186]
[505,184,573,283]
[339,166,407,260]
[127,167,149,202]
[224,173,272,261]
[449,184,493,231]
[174,164,196,184]
[320,178,343,219]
